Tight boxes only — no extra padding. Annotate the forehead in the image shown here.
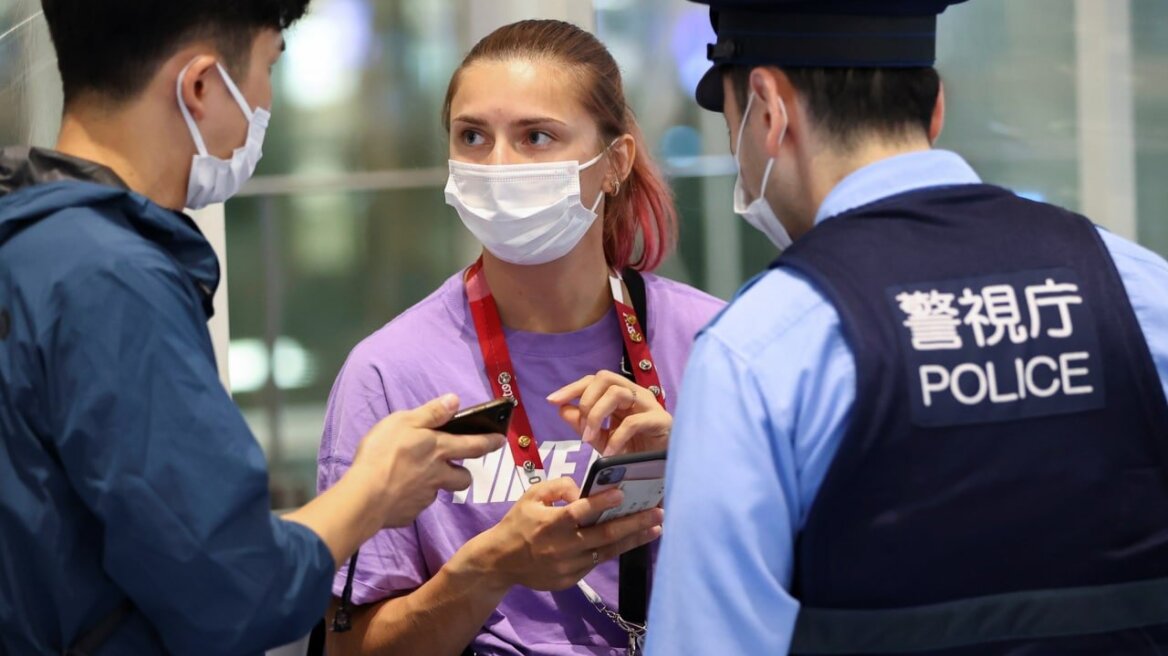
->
[451,58,592,123]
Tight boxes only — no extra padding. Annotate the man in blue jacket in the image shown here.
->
[0,2,504,654]
[648,0,1168,654]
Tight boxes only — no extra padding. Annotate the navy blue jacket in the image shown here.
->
[0,148,333,655]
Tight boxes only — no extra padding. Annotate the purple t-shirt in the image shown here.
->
[317,270,724,655]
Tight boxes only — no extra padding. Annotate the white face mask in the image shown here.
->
[444,147,609,266]
[176,59,270,210]
[734,92,793,251]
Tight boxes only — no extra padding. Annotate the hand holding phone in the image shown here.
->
[438,397,515,436]
[579,451,666,527]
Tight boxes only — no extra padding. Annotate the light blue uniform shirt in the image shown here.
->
[645,150,1168,655]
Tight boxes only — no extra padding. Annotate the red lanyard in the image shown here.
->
[464,259,665,484]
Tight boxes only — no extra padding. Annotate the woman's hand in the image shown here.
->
[454,477,664,593]
[547,370,673,456]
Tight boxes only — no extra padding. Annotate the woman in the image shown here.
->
[317,20,724,655]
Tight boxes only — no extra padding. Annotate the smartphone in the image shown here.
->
[579,451,667,527]
[438,398,515,436]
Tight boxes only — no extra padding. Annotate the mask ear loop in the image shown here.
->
[214,62,259,121]
[757,97,788,202]
[583,138,621,214]
[735,92,756,162]
[176,60,210,157]
[175,59,261,157]
[747,92,794,203]
[590,188,606,214]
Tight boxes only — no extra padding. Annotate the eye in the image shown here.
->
[461,130,487,147]
[527,130,553,147]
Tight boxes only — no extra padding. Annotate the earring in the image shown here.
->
[610,180,621,196]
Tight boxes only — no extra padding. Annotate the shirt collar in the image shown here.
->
[815,149,982,225]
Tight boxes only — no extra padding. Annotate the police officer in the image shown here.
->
[646,1,1168,654]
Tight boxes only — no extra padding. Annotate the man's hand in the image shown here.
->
[351,394,507,528]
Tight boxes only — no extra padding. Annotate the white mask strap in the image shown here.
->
[215,62,257,120]
[580,138,622,171]
[175,59,259,156]
[176,60,209,156]
[735,92,756,161]
[757,97,788,201]
[590,189,605,214]
[584,138,620,214]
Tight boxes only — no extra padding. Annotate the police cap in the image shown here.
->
[692,0,969,111]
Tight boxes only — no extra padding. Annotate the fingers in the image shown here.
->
[582,386,636,438]
[437,463,474,492]
[527,476,583,506]
[559,404,612,452]
[434,433,506,461]
[604,412,670,457]
[558,404,583,433]
[546,375,595,406]
[579,507,665,551]
[562,525,664,578]
[564,488,624,526]
[402,393,461,429]
[586,430,612,458]
[555,519,666,584]
[594,525,665,563]
[576,371,630,431]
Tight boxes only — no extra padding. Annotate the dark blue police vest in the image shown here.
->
[775,183,1168,655]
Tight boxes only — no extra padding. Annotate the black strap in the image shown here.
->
[332,552,358,633]
[617,269,651,628]
[791,576,1168,655]
[64,600,134,656]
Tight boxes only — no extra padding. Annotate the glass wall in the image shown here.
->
[0,0,61,147]
[2,0,1166,507]
[225,0,476,506]
[1134,2,1168,253]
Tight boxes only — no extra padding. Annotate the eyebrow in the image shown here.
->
[451,114,569,129]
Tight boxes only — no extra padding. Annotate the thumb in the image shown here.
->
[405,393,461,429]
[527,476,582,506]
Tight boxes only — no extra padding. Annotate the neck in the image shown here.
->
[55,101,189,210]
[801,136,932,228]
[481,241,613,334]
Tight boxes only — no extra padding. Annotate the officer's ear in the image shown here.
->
[929,80,946,145]
[748,67,798,159]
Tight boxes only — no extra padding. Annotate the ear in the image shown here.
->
[177,55,220,122]
[608,133,636,192]
[749,67,795,159]
[929,79,946,144]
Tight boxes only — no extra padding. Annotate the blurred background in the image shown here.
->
[3,0,1167,508]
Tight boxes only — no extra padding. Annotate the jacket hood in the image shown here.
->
[0,146,221,310]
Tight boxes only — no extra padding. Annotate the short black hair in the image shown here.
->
[728,65,940,150]
[42,0,311,106]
